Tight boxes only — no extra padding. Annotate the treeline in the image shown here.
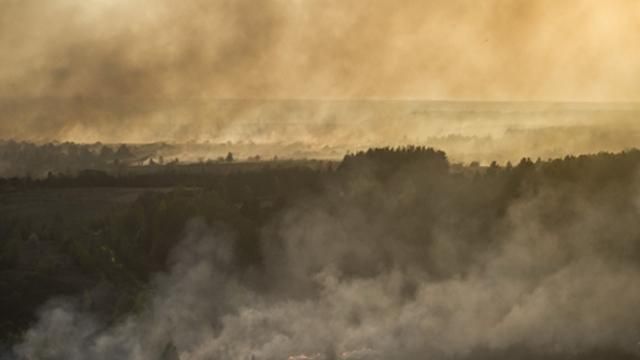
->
[0,163,330,190]
[340,146,449,177]
[0,140,148,177]
[0,140,336,178]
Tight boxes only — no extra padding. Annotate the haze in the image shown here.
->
[4,3,640,359]
[2,0,640,151]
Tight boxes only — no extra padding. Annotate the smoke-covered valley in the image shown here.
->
[3,1,640,358]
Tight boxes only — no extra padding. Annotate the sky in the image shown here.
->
[1,0,640,143]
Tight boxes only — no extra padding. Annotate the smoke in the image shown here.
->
[2,0,640,145]
[7,158,640,359]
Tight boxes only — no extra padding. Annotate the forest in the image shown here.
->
[1,146,640,359]
[0,140,341,179]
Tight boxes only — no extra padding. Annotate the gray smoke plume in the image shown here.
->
[6,160,640,359]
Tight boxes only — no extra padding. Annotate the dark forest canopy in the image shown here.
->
[2,147,640,359]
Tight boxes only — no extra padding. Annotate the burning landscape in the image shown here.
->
[2,1,640,359]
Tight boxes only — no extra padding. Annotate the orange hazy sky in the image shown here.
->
[1,0,640,142]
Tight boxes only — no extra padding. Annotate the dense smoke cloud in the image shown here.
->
[8,158,640,359]
[1,0,640,145]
